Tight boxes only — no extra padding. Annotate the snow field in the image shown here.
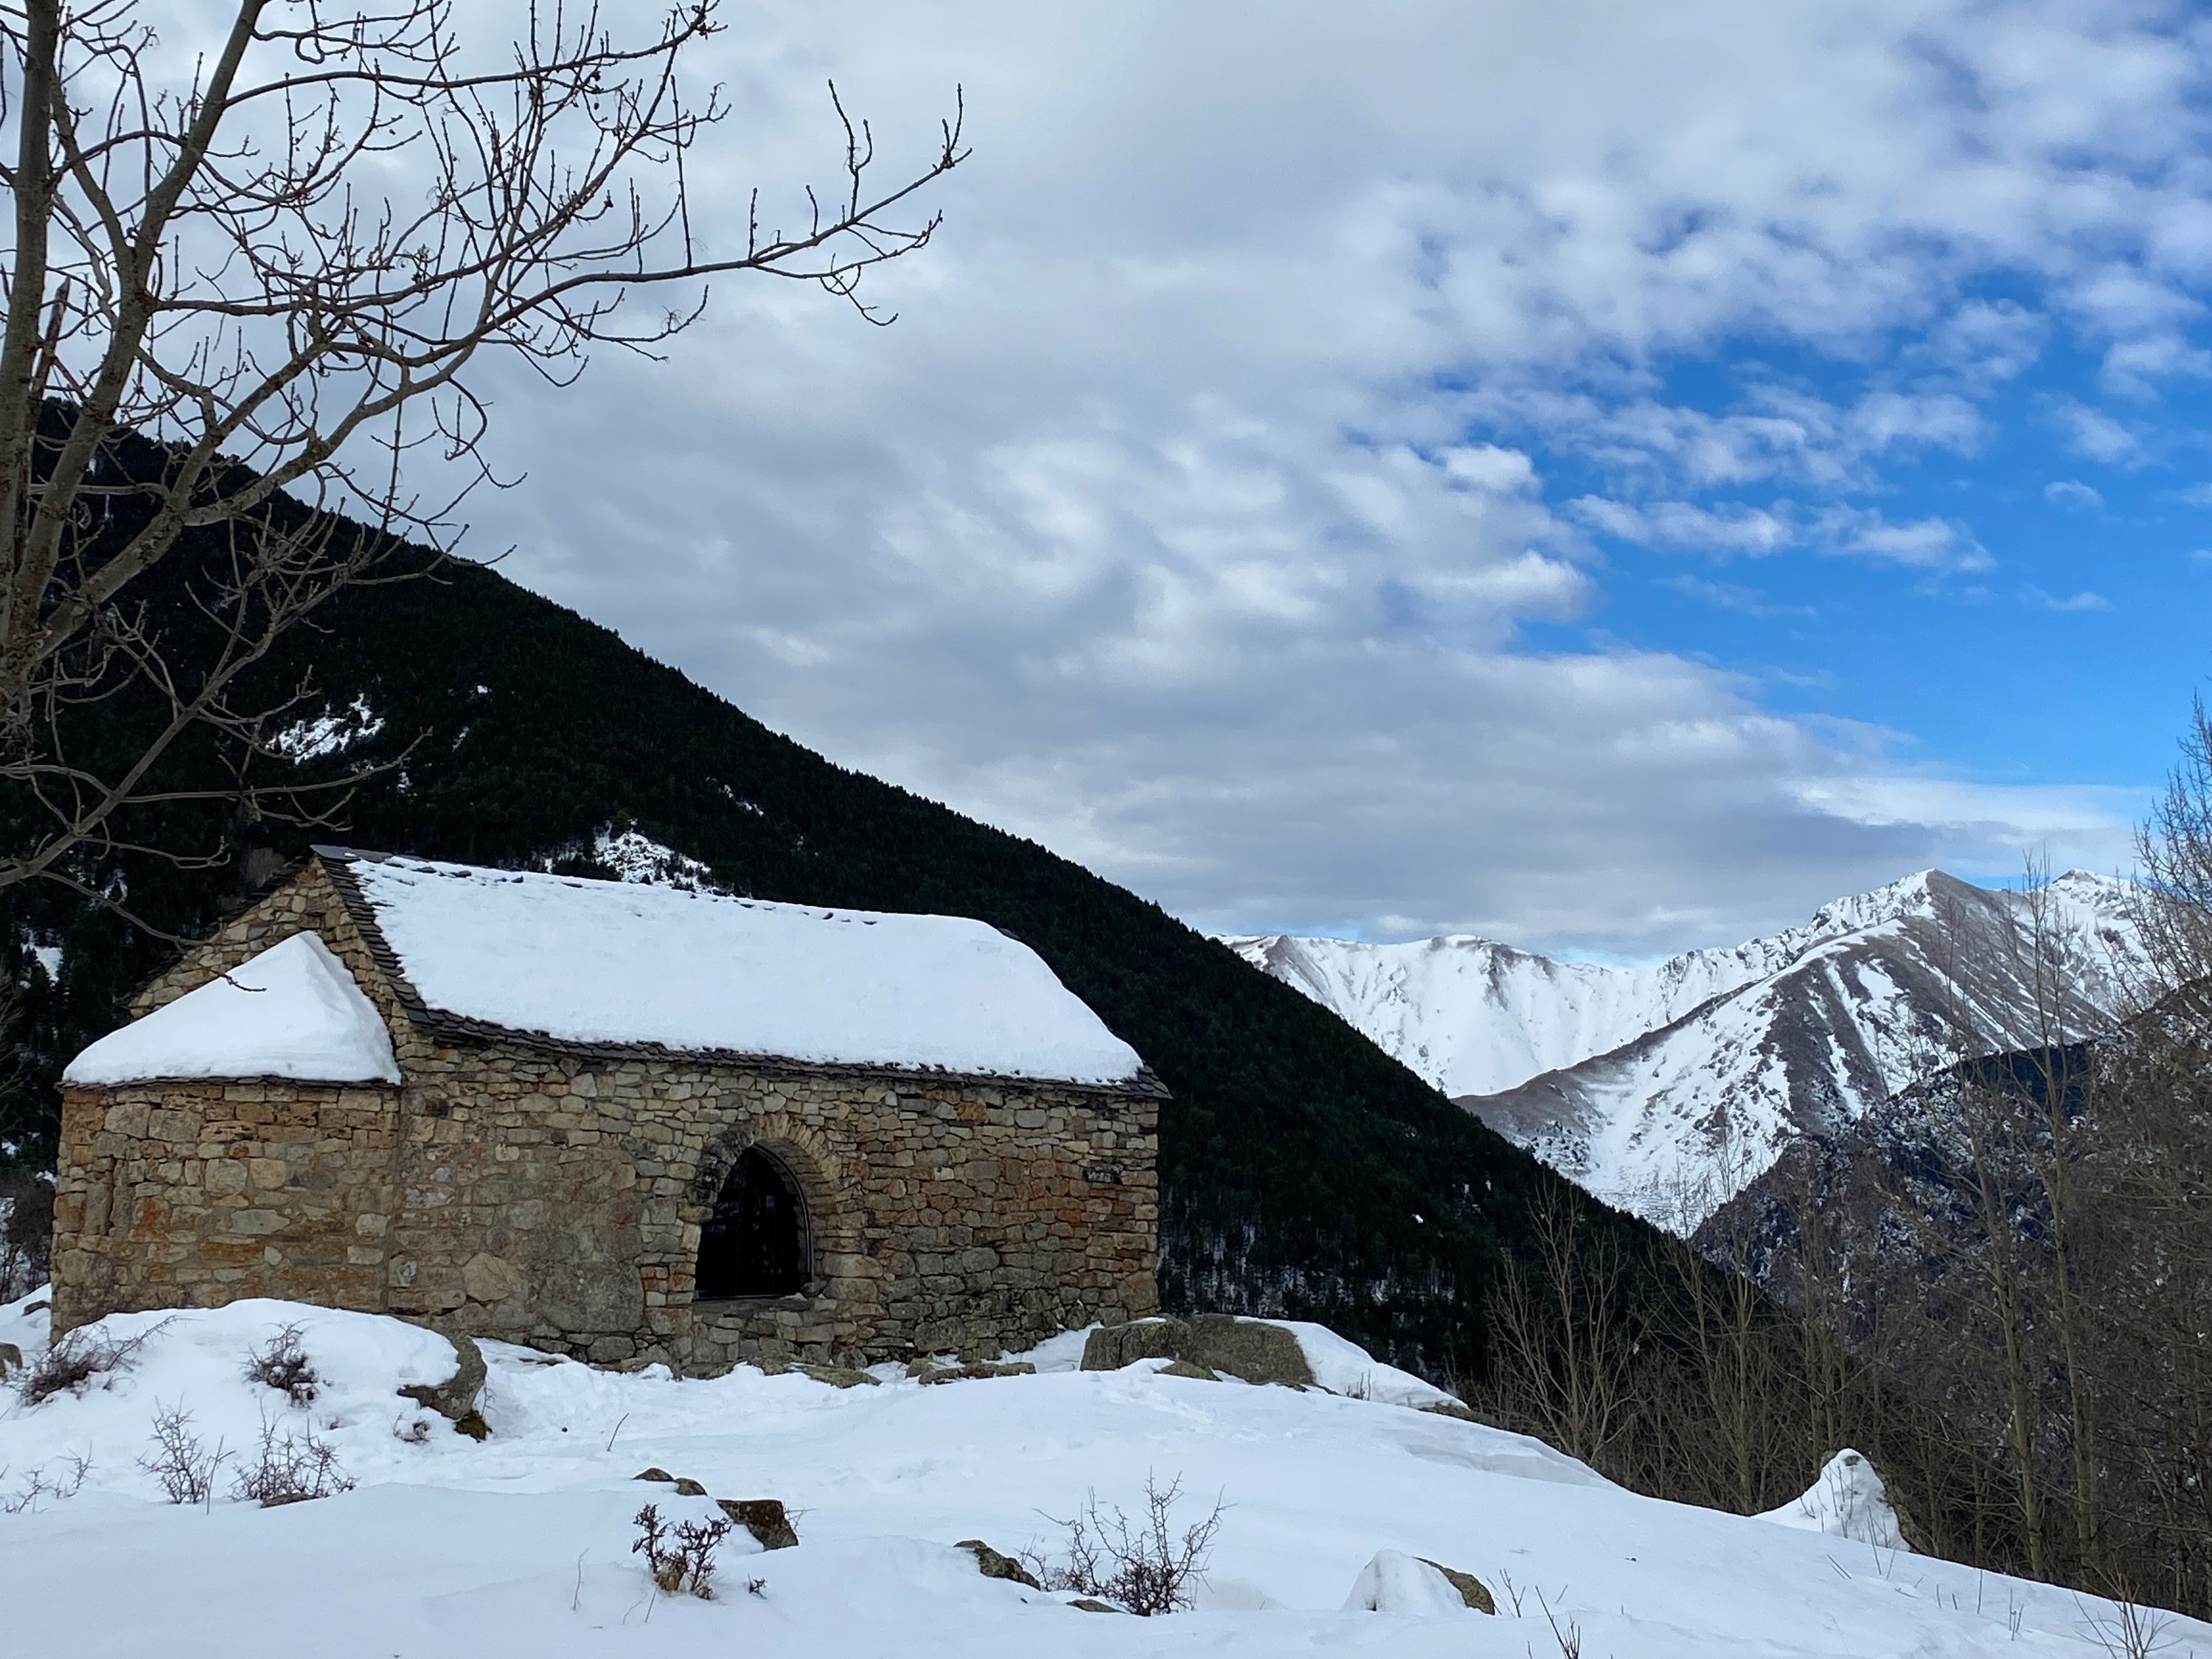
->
[0,1292,2194,1658]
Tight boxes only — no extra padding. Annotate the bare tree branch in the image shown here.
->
[0,0,963,893]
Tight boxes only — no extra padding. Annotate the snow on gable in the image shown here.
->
[64,931,400,1087]
[339,854,1147,1086]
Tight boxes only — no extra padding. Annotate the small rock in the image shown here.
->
[956,1539,1040,1588]
[1079,1318,1188,1371]
[717,1498,799,1550]
[451,1409,491,1442]
[1068,1598,1120,1613]
[1158,1359,1220,1381]
[635,1467,677,1484]
[1419,1399,1481,1424]
[800,1363,880,1388]
[671,1477,709,1497]
[917,1361,1037,1385]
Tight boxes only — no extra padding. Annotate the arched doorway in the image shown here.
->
[695,1147,810,1299]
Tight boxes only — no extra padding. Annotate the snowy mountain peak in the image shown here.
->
[1225,869,2144,1232]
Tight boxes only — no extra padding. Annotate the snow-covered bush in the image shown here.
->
[15,1319,161,1407]
[632,1503,734,1598]
[1022,1474,1224,1615]
[243,1324,319,1406]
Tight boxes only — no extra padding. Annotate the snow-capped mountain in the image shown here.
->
[1225,870,2144,1231]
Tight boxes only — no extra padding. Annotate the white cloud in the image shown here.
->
[1660,575,1815,619]
[2049,398,2143,465]
[372,0,2199,952]
[1575,498,1989,571]
[2023,587,2115,613]
[2044,479,2105,510]
[1570,498,1796,555]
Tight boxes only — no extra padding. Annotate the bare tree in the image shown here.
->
[1483,1183,1641,1471]
[0,0,963,905]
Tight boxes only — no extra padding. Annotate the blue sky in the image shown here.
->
[375,0,2212,955]
[1529,327,2211,807]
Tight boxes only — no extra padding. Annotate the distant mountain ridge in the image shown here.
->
[1225,870,2144,1229]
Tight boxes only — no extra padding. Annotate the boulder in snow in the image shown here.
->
[1180,1315,1315,1388]
[1758,1449,1913,1551]
[1343,1549,1495,1615]
[717,1497,799,1550]
[1081,1314,1470,1411]
[956,1539,1040,1588]
[1080,1318,1187,1370]
[1080,1315,1315,1387]
[395,1328,487,1433]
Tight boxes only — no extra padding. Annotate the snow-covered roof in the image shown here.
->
[328,852,1147,1087]
[63,931,400,1088]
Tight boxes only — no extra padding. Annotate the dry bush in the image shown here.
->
[15,1319,161,1406]
[632,1503,735,1599]
[231,1416,354,1506]
[139,1404,226,1504]
[243,1324,318,1407]
[0,1452,89,1514]
[1022,1474,1225,1615]
[2078,1589,2182,1659]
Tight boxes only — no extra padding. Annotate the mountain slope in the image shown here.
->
[1220,930,1798,1099]
[1233,872,2142,1230]
[0,429,1664,1377]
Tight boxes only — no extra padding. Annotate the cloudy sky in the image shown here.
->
[421,1,2210,956]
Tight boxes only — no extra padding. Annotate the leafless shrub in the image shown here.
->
[0,1451,90,1513]
[243,1324,318,1407]
[15,1318,162,1406]
[1020,1474,1225,1616]
[2078,1590,2181,1659]
[632,1502,734,1599]
[139,1403,226,1504]
[0,1168,53,1300]
[1536,1588,1585,1658]
[229,1415,354,1506]
[1493,1568,1528,1616]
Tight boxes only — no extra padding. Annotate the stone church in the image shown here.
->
[46,849,1162,1370]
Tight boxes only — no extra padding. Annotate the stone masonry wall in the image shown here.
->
[49,858,1161,1368]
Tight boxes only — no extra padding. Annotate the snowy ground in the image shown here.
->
[1,1293,2196,1658]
